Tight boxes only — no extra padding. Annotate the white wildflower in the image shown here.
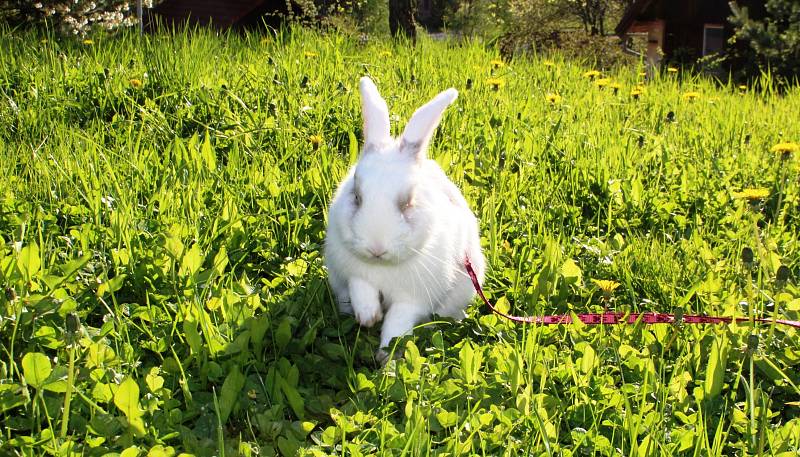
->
[101,195,115,209]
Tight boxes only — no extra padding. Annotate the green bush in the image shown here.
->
[728,0,800,83]
[443,0,510,39]
[500,0,632,69]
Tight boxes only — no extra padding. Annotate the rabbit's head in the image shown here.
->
[329,77,458,264]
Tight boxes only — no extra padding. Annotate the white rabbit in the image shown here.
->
[324,77,485,360]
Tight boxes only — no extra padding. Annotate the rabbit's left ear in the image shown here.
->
[400,88,458,160]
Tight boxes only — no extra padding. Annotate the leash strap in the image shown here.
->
[464,258,800,329]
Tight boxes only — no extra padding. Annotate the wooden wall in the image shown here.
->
[619,0,767,62]
[152,0,268,28]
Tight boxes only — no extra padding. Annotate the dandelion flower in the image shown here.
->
[683,91,701,101]
[304,51,318,58]
[380,50,392,58]
[129,78,143,89]
[667,67,678,73]
[545,93,561,104]
[595,78,612,88]
[771,142,799,154]
[637,71,647,78]
[733,188,769,201]
[491,59,505,69]
[543,60,556,67]
[609,82,622,94]
[772,142,799,160]
[309,135,323,149]
[631,86,645,99]
[583,70,600,79]
[592,279,621,294]
[486,77,504,91]
[738,85,747,91]
[82,39,94,45]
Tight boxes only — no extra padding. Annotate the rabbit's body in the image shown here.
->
[325,77,485,357]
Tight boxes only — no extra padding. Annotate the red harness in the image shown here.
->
[463,258,800,329]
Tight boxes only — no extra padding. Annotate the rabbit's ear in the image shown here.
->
[399,88,458,160]
[359,77,391,150]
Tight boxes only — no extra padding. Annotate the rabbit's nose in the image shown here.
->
[368,246,387,258]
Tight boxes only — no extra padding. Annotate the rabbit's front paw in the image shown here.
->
[354,300,383,327]
[349,277,382,328]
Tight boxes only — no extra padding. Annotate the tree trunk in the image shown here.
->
[389,0,417,41]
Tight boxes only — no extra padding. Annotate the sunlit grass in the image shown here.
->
[1,25,799,456]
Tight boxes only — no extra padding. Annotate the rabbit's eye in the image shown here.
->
[398,194,414,213]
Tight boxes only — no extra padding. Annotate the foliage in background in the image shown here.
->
[563,0,632,35]
[728,0,800,83]
[1,25,800,456]
[443,0,511,39]
[499,0,632,68]
[345,0,390,36]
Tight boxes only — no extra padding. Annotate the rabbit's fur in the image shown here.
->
[325,77,485,360]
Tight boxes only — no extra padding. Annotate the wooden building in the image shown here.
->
[616,0,764,67]
[149,0,291,29]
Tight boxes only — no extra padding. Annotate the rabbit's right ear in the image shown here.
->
[359,77,391,150]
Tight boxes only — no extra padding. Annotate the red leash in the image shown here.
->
[464,258,800,329]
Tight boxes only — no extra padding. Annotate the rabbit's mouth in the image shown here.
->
[355,246,404,265]
[360,251,393,264]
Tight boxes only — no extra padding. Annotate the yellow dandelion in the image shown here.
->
[545,93,562,104]
[738,85,747,91]
[631,86,645,98]
[486,77,504,91]
[637,71,647,78]
[592,279,621,294]
[772,142,798,161]
[771,142,799,154]
[683,91,701,101]
[380,50,392,58]
[733,188,769,201]
[543,60,556,67]
[667,67,678,73]
[491,59,505,69]
[583,70,601,79]
[309,135,323,148]
[129,79,143,89]
[40,38,48,44]
[82,39,94,45]
[595,78,612,88]
[304,51,318,58]
[609,82,622,93]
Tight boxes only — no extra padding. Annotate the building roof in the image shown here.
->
[615,0,655,36]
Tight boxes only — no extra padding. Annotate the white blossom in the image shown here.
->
[31,1,140,36]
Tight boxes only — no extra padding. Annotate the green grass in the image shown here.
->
[1,25,800,456]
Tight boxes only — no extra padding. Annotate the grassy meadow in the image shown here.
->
[1,25,800,456]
